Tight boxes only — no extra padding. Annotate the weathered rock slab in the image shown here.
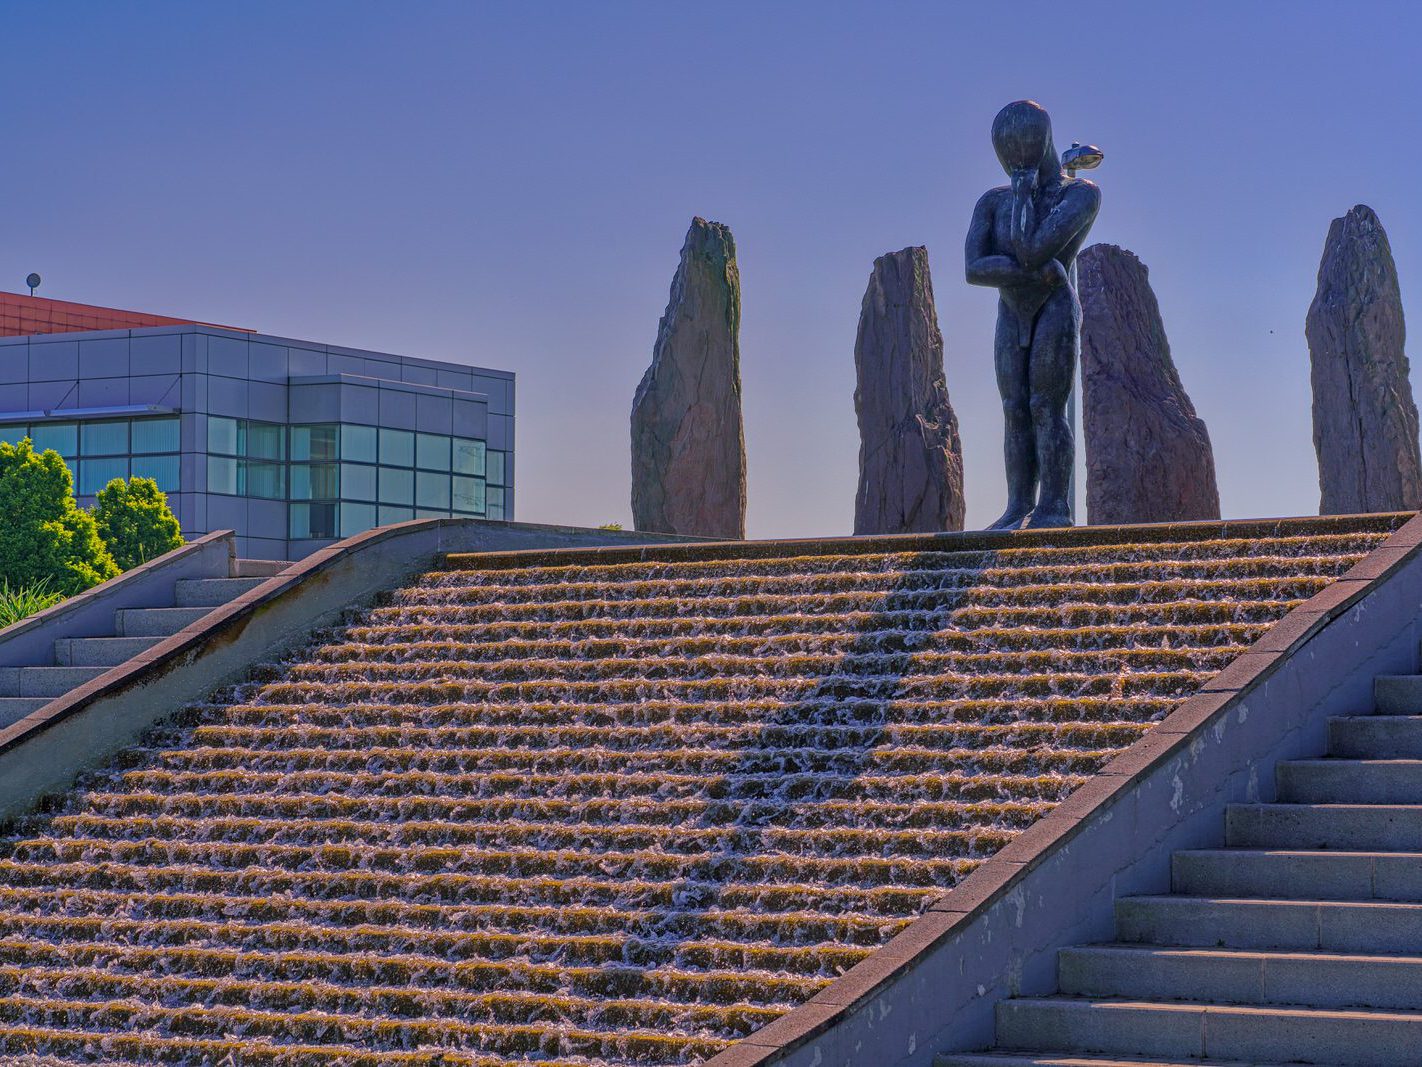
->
[1308,204,1421,515]
[631,218,747,538]
[1079,244,1220,525]
[853,246,964,534]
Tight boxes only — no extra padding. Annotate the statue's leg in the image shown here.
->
[1024,289,1079,529]
[988,304,1036,531]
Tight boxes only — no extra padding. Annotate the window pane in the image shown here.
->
[487,450,506,486]
[208,416,238,456]
[81,421,129,457]
[378,504,413,526]
[131,454,180,492]
[79,457,129,495]
[0,424,29,448]
[379,428,414,467]
[452,437,486,477]
[341,424,377,463]
[416,508,449,519]
[306,501,338,539]
[31,422,77,457]
[378,466,413,505]
[290,424,339,462]
[243,422,285,460]
[487,486,505,520]
[244,460,286,499]
[341,463,377,502]
[291,463,338,501]
[208,456,239,495]
[453,475,486,515]
[416,433,451,471]
[289,503,311,539]
[340,502,377,538]
[131,417,180,454]
[416,471,450,509]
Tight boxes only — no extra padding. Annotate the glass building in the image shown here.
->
[0,300,514,560]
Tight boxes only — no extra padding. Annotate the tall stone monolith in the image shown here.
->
[631,218,747,538]
[853,247,964,534]
[1078,244,1220,525]
[1307,205,1421,515]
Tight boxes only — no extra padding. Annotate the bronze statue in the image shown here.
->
[966,100,1101,529]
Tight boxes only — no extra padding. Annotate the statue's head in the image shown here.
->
[992,100,1058,187]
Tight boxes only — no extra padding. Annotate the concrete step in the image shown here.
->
[994,996,1422,1065]
[113,606,214,637]
[0,666,110,698]
[173,576,268,608]
[0,697,51,728]
[1227,803,1422,851]
[1277,759,1422,804]
[1117,895,1422,953]
[1058,942,1422,1010]
[232,558,291,578]
[53,636,164,668]
[1329,715,1422,759]
[936,1054,1291,1067]
[1173,849,1422,901]
[1376,674,1422,715]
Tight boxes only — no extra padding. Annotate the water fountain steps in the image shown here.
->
[936,669,1422,1067]
[0,516,1399,1065]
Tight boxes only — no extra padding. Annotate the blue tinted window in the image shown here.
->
[130,454,180,492]
[81,421,129,456]
[79,457,129,495]
[379,428,414,467]
[378,466,413,505]
[207,417,239,456]
[31,422,77,457]
[341,424,377,463]
[452,438,485,477]
[131,417,179,454]
[207,457,239,495]
[341,463,377,502]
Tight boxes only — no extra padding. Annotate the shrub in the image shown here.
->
[93,476,184,572]
[0,577,64,629]
[0,439,119,595]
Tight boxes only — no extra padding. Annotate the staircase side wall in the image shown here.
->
[0,530,235,668]
[724,517,1422,1067]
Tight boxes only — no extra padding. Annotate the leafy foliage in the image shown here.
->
[92,476,184,572]
[0,439,119,595]
[0,577,64,629]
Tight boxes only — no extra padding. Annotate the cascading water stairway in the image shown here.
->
[0,516,1402,1065]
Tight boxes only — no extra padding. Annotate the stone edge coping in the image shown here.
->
[444,512,1410,570]
[706,509,1422,1065]
[0,517,710,758]
[0,529,236,648]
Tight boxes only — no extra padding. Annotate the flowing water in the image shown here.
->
[0,520,1401,1065]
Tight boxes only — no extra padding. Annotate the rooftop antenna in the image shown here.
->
[25,273,40,296]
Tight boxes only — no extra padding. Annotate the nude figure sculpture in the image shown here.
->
[966,100,1101,529]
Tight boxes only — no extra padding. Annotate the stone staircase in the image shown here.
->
[0,517,1399,1065]
[0,559,288,729]
[937,668,1422,1067]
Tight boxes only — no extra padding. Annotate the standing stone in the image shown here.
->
[1307,205,1421,515]
[631,218,746,538]
[1078,244,1220,525]
[853,247,964,534]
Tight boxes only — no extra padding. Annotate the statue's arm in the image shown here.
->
[1010,181,1102,270]
[965,191,1037,288]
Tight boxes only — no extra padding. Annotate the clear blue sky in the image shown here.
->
[3,1,1419,536]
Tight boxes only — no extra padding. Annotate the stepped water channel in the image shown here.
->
[0,516,1402,1065]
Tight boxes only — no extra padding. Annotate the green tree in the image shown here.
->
[0,439,120,595]
[92,476,184,572]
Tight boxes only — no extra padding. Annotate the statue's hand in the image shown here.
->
[1039,260,1068,288]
